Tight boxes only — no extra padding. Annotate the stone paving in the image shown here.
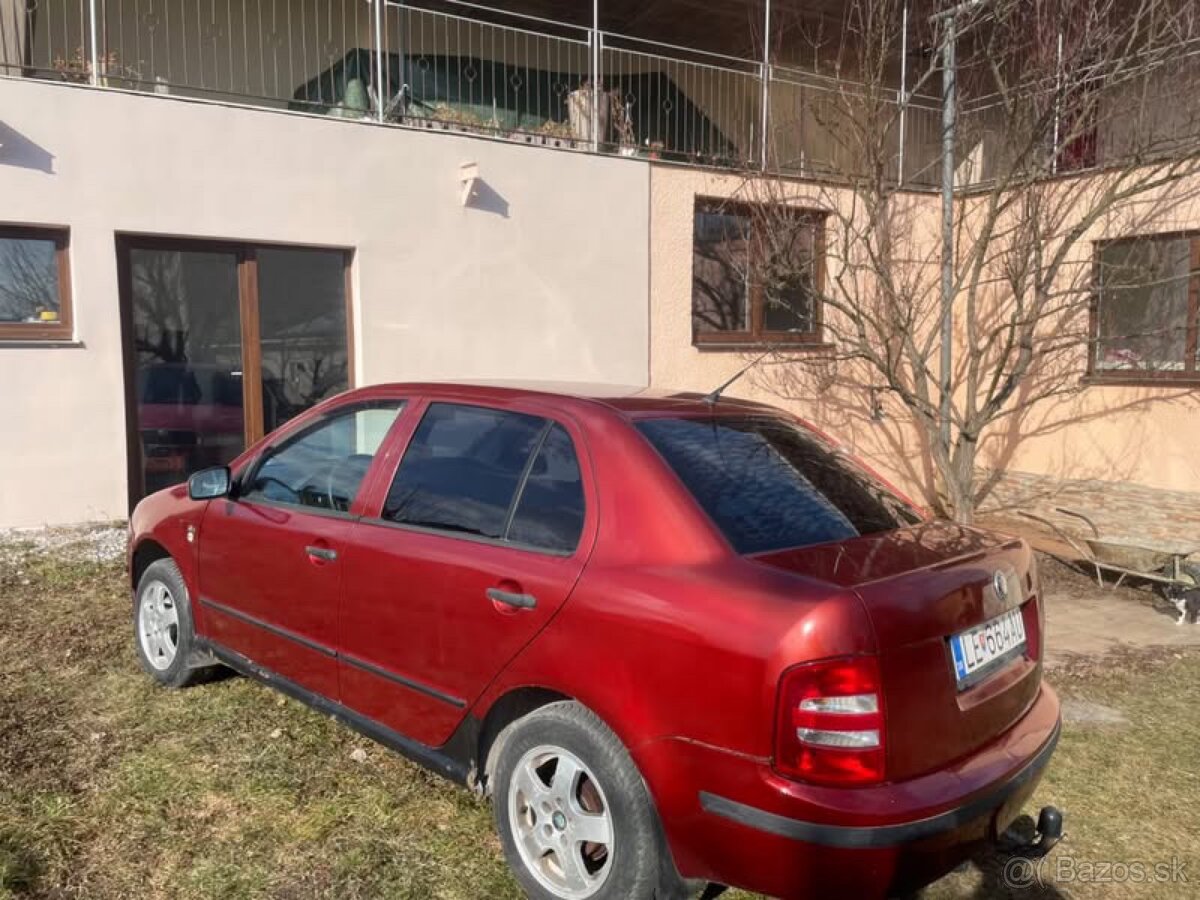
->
[1041,566,1200,668]
[978,475,1200,665]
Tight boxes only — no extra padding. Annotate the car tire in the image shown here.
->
[491,701,685,900]
[133,558,215,688]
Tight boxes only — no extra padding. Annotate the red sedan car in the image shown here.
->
[128,382,1061,900]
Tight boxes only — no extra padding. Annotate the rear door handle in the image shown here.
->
[305,545,338,562]
[486,588,537,610]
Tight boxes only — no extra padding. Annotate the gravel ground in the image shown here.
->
[0,522,127,567]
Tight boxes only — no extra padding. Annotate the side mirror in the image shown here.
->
[188,466,231,501]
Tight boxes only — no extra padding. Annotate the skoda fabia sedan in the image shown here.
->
[128,383,1060,900]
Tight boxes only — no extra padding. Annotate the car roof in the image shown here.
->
[344,380,784,418]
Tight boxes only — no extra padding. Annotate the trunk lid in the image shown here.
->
[753,520,1043,781]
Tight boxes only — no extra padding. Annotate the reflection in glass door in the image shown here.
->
[120,239,352,504]
[128,248,244,496]
[257,248,349,436]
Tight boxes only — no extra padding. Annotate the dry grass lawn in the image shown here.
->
[1,545,1198,899]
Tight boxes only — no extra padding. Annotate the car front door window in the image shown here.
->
[245,404,404,513]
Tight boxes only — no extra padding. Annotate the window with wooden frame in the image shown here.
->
[691,198,826,347]
[0,226,72,341]
[1090,233,1199,383]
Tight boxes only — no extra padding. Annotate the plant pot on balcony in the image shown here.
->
[567,85,610,143]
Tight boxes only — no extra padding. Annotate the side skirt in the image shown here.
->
[200,639,477,785]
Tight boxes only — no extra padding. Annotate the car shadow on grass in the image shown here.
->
[911,816,1069,900]
[967,849,1068,900]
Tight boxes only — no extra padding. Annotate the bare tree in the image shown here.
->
[723,0,1200,522]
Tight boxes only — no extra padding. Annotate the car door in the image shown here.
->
[337,400,595,747]
[197,401,406,700]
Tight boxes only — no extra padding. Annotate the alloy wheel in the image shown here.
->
[138,580,180,671]
[507,744,614,899]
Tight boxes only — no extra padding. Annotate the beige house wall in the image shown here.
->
[648,163,1200,505]
[0,77,650,527]
[961,172,1200,494]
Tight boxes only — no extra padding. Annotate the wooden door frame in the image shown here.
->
[116,234,356,511]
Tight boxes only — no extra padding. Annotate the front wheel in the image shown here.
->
[133,558,214,688]
[491,701,682,900]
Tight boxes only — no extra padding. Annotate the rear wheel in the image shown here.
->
[133,558,214,688]
[491,701,682,900]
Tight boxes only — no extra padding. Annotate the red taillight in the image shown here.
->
[1021,597,1041,662]
[774,656,885,786]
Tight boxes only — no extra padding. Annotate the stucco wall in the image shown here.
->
[648,163,1200,506]
[0,77,649,527]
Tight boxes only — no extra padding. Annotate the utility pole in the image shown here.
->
[930,0,985,454]
[938,12,956,453]
[759,0,772,170]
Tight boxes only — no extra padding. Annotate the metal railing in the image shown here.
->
[766,65,944,188]
[600,35,762,166]
[2,0,92,82]
[3,0,956,186]
[379,2,591,146]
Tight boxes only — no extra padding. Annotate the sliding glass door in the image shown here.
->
[119,238,352,503]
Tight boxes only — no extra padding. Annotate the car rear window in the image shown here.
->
[637,416,919,554]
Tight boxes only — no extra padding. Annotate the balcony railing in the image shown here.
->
[2,0,946,184]
[29,1,1197,190]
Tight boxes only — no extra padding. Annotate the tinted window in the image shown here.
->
[244,404,404,512]
[508,424,585,553]
[383,404,545,539]
[638,417,918,554]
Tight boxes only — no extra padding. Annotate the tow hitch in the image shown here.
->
[1001,806,1064,858]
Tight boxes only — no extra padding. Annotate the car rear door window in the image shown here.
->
[383,403,546,539]
[383,404,586,552]
[637,416,919,554]
[507,424,585,553]
[243,403,404,512]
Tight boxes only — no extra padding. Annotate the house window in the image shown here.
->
[0,226,72,341]
[1054,91,1099,173]
[691,198,825,347]
[1092,234,1199,382]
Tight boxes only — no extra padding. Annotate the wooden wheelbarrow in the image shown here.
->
[1020,507,1200,590]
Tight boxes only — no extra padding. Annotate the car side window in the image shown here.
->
[243,403,404,512]
[382,403,546,539]
[507,424,585,553]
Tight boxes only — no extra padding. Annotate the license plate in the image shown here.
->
[950,607,1027,689]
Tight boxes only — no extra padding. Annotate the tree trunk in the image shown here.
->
[941,437,978,525]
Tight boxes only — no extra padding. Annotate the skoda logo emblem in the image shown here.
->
[993,570,1010,602]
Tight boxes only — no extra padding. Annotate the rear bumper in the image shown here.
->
[699,717,1059,849]
[641,682,1061,900]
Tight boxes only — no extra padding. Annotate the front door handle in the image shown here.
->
[486,588,537,610]
[305,545,338,562]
